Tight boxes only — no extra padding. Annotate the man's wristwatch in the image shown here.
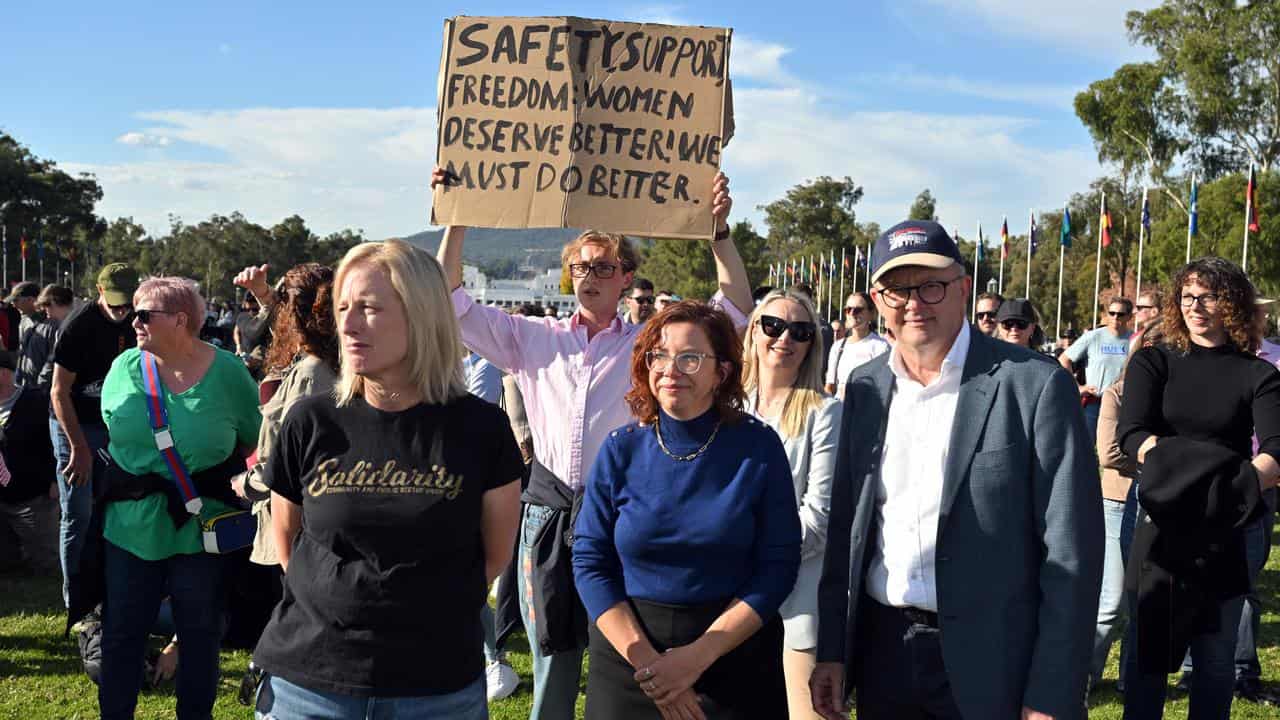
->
[713,226,731,242]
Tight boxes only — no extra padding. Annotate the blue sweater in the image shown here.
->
[573,408,801,623]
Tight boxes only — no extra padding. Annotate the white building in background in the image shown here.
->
[462,265,578,316]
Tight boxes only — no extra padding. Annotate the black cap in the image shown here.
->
[870,220,965,285]
[996,298,1037,324]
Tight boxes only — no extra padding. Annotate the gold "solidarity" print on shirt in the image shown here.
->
[306,457,465,499]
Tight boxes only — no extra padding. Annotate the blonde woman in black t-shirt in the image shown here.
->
[252,240,524,720]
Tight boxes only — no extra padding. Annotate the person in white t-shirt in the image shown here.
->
[824,292,890,399]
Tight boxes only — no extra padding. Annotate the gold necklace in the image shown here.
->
[654,416,722,462]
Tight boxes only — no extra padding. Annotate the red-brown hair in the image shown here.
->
[625,300,746,425]
[265,263,339,375]
[1161,257,1257,354]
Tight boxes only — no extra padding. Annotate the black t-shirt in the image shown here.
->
[51,302,135,424]
[253,392,523,696]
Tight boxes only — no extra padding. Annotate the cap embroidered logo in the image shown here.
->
[888,229,930,252]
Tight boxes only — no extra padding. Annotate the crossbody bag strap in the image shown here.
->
[140,350,203,515]
[832,336,849,382]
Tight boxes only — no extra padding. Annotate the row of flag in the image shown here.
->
[768,167,1263,330]
[6,233,80,261]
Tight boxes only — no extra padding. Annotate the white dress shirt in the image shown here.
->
[865,322,971,612]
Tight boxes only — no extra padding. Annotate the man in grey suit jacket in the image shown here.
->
[810,221,1103,720]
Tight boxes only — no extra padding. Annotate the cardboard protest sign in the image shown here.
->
[432,16,733,239]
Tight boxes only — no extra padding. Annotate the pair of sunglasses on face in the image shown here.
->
[758,315,817,343]
[1000,319,1030,331]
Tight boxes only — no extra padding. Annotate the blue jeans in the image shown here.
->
[1091,498,1128,686]
[50,418,108,608]
[1123,593,1243,720]
[480,603,500,665]
[518,503,583,720]
[1083,403,1101,445]
[1235,497,1274,682]
[255,674,487,720]
[99,541,226,720]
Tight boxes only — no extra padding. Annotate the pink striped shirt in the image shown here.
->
[453,288,746,490]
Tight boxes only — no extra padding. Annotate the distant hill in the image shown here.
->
[402,227,578,270]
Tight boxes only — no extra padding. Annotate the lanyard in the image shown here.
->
[140,350,202,515]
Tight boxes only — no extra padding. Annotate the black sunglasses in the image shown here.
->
[135,308,177,324]
[844,306,868,315]
[1000,319,1030,331]
[1108,311,1131,318]
[758,315,816,343]
[976,311,998,321]
[631,295,655,305]
[1135,304,1156,311]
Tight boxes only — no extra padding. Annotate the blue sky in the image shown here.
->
[3,0,1157,240]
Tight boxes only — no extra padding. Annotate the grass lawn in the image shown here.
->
[4,543,1280,719]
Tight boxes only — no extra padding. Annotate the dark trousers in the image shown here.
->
[1235,494,1274,682]
[99,541,226,720]
[855,598,963,720]
[584,598,785,720]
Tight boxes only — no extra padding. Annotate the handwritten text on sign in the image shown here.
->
[432,17,733,239]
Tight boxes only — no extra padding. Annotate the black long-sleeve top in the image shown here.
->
[1118,343,1280,463]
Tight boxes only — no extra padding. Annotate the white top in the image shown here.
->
[825,332,891,399]
[865,322,971,612]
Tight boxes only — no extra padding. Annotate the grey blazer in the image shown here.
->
[816,328,1103,720]
[756,394,842,651]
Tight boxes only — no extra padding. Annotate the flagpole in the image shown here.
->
[1243,163,1254,273]
[839,248,847,319]
[1093,193,1105,328]
[972,222,981,321]
[1136,188,1148,306]
[1026,209,1034,301]
[1186,173,1196,263]
[865,244,871,294]
[1054,204,1064,338]
[827,250,835,322]
[998,215,1006,295]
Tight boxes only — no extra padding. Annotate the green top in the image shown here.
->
[101,346,262,560]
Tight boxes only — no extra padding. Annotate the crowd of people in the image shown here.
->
[0,169,1278,720]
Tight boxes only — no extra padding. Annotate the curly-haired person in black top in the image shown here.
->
[1117,257,1280,720]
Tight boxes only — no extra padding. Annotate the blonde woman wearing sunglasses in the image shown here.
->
[743,288,842,720]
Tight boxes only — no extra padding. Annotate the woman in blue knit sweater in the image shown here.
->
[573,301,801,720]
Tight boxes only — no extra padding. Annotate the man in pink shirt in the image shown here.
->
[433,167,753,719]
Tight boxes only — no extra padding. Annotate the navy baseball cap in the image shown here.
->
[870,220,966,285]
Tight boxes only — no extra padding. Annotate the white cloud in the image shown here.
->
[72,108,439,238]
[860,71,1080,110]
[731,36,793,86]
[916,0,1161,59]
[75,95,1100,243]
[116,131,172,148]
[721,87,1100,235]
[72,21,1102,246]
